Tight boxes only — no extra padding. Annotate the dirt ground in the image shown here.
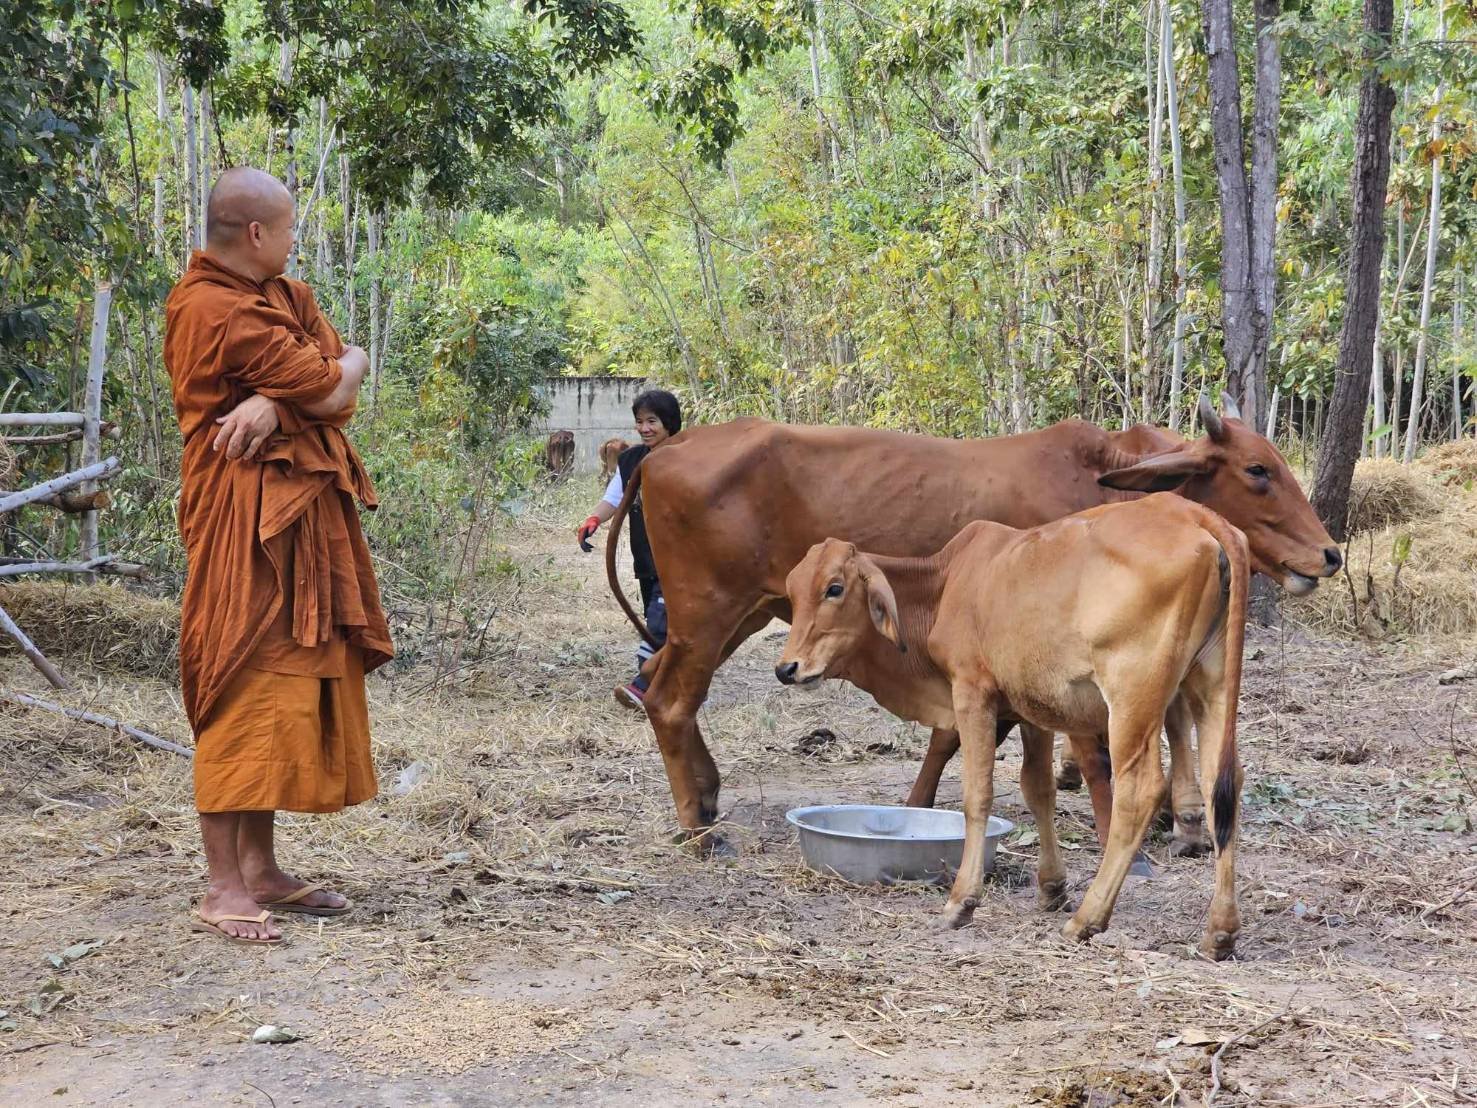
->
[1,487,1474,1107]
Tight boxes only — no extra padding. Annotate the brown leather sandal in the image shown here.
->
[190,908,284,946]
[261,882,352,917]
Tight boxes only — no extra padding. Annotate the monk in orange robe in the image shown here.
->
[163,167,393,944]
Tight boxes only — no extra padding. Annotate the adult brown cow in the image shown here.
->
[544,429,575,478]
[606,396,1338,846]
[598,437,630,483]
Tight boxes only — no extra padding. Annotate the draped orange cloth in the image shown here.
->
[164,252,393,811]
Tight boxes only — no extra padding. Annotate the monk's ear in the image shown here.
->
[1099,447,1212,493]
[857,557,906,654]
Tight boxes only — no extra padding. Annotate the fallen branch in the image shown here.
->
[0,692,192,758]
[0,412,86,427]
[38,489,112,513]
[3,423,119,447]
[0,457,120,515]
[0,603,68,689]
[0,555,117,577]
[0,556,148,580]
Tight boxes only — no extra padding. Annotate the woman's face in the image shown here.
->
[635,409,669,448]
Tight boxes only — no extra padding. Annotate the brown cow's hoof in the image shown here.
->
[940,897,978,930]
[1038,880,1071,913]
[675,828,737,859]
[1056,762,1083,792]
[1198,930,1238,961]
[1169,814,1211,858]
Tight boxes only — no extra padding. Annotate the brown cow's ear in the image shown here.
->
[859,559,906,653]
[1098,448,1212,493]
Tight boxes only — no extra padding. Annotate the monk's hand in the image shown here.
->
[214,393,280,460]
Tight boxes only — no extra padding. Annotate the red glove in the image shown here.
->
[577,516,601,545]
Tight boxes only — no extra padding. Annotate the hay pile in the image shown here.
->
[1295,463,1477,639]
[1343,459,1439,534]
[0,579,179,680]
[1414,438,1477,488]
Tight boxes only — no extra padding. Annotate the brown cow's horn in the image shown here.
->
[1198,393,1226,442]
[1222,392,1242,422]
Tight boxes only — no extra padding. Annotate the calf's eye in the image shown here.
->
[1246,464,1269,479]
[825,583,844,599]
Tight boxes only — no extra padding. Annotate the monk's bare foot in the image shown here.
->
[198,887,282,942]
[245,867,348,912]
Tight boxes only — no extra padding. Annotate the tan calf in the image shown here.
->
[776,495,1250,959]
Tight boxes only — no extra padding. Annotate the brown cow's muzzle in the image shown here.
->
[775,660,823,687]
[1279,545,1343,595]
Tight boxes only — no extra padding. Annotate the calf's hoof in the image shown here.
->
[940,897,979,930]
[1199,930,1238,961]
[1061,916,1100,945]
[1037,880,1071,913]
[1169,814,1212,858]
[1055,763,1084,792]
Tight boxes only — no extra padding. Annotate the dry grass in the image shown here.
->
[1344,459,1440,534]
[0,579,180,680]
[1294,459,1477,640]
[1415,438,1477,488]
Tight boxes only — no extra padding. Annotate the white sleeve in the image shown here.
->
[601,469,624,510]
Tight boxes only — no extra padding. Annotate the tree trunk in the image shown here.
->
[1142,0,1167,419]
[1311,0,1395,537]
[315,99,330,280]
[1246,0,1281,430]
[80,282,113,575]
[808,0,842,182]
[341,154,357,342]
[1402,5,1444,465]
[1201,0,1255,411]
[181,81,200,254]
[1451,271,1464,439]
[280,41,299,277]
[367,210,382,406]
[199,87,213,226]
[1164,0,1189,432]
[151,54,170,261]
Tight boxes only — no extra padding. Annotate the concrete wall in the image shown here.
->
[534,376,650,474]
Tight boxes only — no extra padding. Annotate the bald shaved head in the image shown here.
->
[204,167,296,280]
[206,167,293,246]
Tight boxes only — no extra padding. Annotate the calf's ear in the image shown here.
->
[858,558,906,653]
[1098,447,1212,493]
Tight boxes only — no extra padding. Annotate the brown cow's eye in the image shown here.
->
[1247,465,1269,479]
[825,583,844,599]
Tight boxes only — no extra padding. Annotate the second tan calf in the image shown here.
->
[775,494,1249,959]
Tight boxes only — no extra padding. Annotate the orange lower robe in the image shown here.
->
[164,251,393,814]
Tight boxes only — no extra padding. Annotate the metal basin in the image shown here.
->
[785,804,1015,885]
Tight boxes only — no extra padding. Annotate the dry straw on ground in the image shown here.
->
[1294,454,1477,639]
[1343,458,1439,534]
[1414,438,1477,488]
[0,579,179,680]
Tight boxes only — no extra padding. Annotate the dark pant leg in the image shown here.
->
[633,579,666,691]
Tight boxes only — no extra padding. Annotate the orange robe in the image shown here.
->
[164,251,393,813]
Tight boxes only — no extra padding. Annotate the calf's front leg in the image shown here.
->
[941,682,999,930]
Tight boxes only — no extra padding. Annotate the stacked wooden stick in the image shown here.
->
[0,283,185,758]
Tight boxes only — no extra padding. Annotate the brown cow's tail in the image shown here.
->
[1199,510,1250,854]
[606,459,659,648]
